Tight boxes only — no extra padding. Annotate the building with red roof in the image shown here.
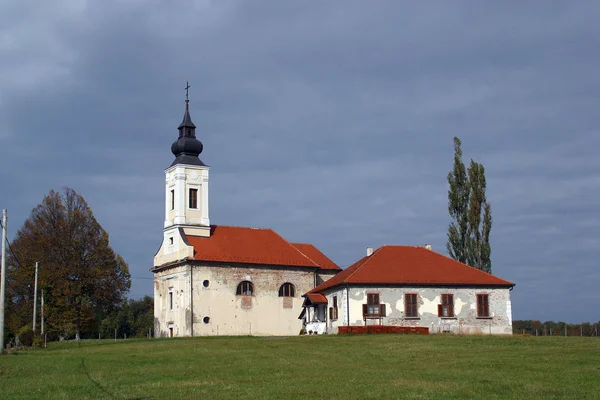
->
[151,98,340,337]
[302,245,514,335]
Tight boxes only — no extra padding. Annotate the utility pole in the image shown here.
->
[33,262,38,333]
[1,209,7,353]
[41,290,44,335]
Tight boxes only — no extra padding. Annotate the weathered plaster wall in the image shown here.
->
[316,270,338,286]
[322,286,513,335]
[154,266,191,337]
[155,263,317,337]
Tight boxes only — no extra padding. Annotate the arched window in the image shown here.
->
[279,282,295,297]
[236,281,254,296]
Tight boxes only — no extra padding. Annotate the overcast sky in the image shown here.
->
[1,1,598,323]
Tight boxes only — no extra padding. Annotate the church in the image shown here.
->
[152,95,514,337]
[151,96,341,337]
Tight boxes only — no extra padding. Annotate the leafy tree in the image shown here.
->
[100,296,154,339]
[6,188,130,340]
[447,138,493,273]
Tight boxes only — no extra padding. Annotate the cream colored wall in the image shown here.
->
[154,266,191,337]
[321,286,513,335]
[153,228,194,267]
[154,262,317,337]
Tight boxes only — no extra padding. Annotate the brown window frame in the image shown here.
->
[189,188,198,209]
[236,281,254,296]
[362,293,386,318]
[367,293,380,316]
[404,293,418,318]
[278,282,295,297]
[329,296,339,321]
[438,294,455,318]
[477,294,490,317]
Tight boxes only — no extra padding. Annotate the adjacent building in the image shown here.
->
[303,245,514,335]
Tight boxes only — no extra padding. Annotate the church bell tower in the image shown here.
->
[155,83,210,267]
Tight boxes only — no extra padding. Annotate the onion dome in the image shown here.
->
[170,94,206,167]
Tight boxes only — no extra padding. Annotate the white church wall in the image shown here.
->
[154,265,191,337]
[164,165,210,229]
[153,228,194,268]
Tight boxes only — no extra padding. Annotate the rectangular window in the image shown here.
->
[330,296,338,320]
[477,294,490,317]
[170,190,175,210]
[169,288,174,310]
[439,294,454,317]
[367,293,380,316]
[405,293,418,318]
[189,188,198,209]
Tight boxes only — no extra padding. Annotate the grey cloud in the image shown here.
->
[1,0,599,322]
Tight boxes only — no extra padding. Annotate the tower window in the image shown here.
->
[189,188,198,209]
[170,190,175,210]
[168,288,174,310]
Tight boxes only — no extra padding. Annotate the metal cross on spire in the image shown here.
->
[185,81,191,101]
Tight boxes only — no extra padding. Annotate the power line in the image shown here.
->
[0,219,25,270]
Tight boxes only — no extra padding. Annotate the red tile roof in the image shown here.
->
[291,243,341,271]
[309,245,514,294]
[305,293,328,304]
[185,225,319,268]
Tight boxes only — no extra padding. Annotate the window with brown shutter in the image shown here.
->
[405,293,418,318]
[367,293,380,316]
[439,294,454,317]
[330,296,338,320]
[477,294,490,317]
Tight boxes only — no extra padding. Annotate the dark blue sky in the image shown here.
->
[1,1,598,322]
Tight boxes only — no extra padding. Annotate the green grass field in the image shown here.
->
[1,335,599,399]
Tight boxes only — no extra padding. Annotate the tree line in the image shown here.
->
[512,320,599,336]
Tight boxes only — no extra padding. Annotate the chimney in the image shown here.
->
[366,247,374,257]
[424,244,432,251]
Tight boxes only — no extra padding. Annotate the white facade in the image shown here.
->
[307,286,513,335]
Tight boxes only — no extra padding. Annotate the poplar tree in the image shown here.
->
[447,137,469,264]
[447,138,493,273]
[6,188,131,340]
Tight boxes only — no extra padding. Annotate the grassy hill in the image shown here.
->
[1,335,598,399]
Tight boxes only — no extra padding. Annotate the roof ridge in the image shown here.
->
[269,230,319,268]
[212,224,272,231]
[344,246,380,282]
[413,245,510,281]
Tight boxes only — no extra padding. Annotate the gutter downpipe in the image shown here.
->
[346,285,350,326]
[190,264,194,337]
